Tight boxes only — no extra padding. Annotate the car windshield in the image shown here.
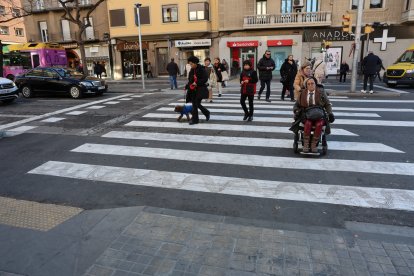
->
[396,50,414,63]
[54,68,84,77]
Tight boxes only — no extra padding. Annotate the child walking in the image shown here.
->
[240,60,258,121]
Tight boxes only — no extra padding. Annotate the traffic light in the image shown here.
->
[342,14,352,33]
[364,25,374,34]
[325,41,332,50]
[321,40,326,52]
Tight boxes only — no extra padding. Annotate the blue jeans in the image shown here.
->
[169,75,177,89]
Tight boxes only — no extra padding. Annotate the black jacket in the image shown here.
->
[240,69,258,95]
[213,63,226,82]
[280,59,297,82]
[340,63,349,73]
[187,64,209,99]
[362,53,382,75]
[257,55,276,80]
[166,62,179,76]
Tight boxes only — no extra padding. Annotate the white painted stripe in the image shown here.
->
[0,114,33,118]
[103,131,403,153]
[218,95,349,99]
[103,101,120,104]
[131,95,144,98]
[29,161,414,211]
[180,98,294,105]
[66,111,87,116]
[40,117,65,123]
[87,105,106,110]
[119,98,133,101]
[72,143,413,176]
[125,121,357,136]
[144,113,414,127]
[196,97,414,104]
[330,99,414,103]
[168,103,414,112]
[0,94,132,131]
[6,126,37,133]
[157,107,381,118]
[373,84,410,94]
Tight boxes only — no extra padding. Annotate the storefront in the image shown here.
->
[227,41,259,76]
[174,39,211,76]
[117,41,148,78]
[267,39,293,77]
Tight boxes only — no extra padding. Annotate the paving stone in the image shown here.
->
[390,257,407,267]
[395,265,413,275]
[87,265,115,276]
[380,263,398,274]
[198,265,227,276]
[367,261,383,273]
[112,270,140,276]
[375,256,393,266]
[130,263,147,274]
[385,250,402,258]
[115,260,135,271]
[395,244,412,252]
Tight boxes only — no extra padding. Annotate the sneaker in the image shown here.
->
[369,90,374,94]
[248,116,253,121]
[218,94,222,97]
[205,113,210,121]
[265,99,271,102]
[361,90,366,93]
[243,113,249,121]
[257,95,261,100]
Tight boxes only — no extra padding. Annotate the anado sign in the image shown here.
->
[175,39,212,47]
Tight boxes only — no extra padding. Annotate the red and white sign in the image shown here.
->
[227,41,259,48]
[267,39,293,47]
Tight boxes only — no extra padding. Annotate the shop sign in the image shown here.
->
[117,41,149,51]
[267,39,293,46]
[227,41,259,48]
[175,39,211,47]
[304,29,353,42]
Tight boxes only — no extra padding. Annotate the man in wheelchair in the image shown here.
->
[290,77,335,154]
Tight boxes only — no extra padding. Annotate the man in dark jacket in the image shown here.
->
[280,55,297,101]
[339,61,349,83]
[166,58,180,90]
[257,50,275,102]
[361,51,382,94]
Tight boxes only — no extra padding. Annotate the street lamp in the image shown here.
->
[135,3,145,89]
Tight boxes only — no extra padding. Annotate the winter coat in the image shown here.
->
[240,69,258,95]
[293,71,308,100]
[290,87,333,134]
[257,55,276,81]
[313,59,326,84]
[362,53,382,75]
[187,64,209,99]
[167,61,179,76]
[213,63,226,82]
[340,63,349,74]
[280,59,297,83]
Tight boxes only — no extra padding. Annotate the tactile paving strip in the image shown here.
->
[0,196,83,232]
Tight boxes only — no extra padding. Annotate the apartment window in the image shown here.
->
[0,5,5,15]
[306,0,318,12]
[109,9,126,27]
[84,17,95,40]
[12,8,21,17]
[61,19,71,41]
[36,0,45,10]
[162,5,178,23]
[80,0,91,5]
[281,0,292,13]
[256,1,267,15]
[134,6,150,25]
[39,21,48,42]
[406,0,411,10]
[189,2,209,21]
[351,0,358,9]
[370,0,383,8]
[0,26,9,35]
[15,28,24,36]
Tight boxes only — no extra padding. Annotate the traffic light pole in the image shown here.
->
[350,0,364,93]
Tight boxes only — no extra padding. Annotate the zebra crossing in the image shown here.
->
[28,93,414,217]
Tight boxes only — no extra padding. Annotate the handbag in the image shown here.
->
[221,71,229,81]
[305,106,325,120]
[209,71,217,88]
[280,75,287,84]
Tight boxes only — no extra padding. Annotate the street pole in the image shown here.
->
[0,40,3,78]
[350,0,364,93]
[135,3,146,90]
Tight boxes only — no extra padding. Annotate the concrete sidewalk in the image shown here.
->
[1,202,414,276]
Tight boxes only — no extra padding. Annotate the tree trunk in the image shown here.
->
[77,32,88,76]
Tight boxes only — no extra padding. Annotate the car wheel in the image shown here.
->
[69,86,82,99]
[21,85,34,98]
[387,83,397,88]
[1,99,15,104]
[6,74,15,81]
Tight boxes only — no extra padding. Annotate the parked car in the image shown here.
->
[0,77,19,104]
[14,67,108,99]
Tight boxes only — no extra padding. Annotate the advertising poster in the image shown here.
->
[325,47,342,75]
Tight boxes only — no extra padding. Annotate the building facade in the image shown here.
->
[0,0,27,45]
[107,0,219,79]
[22,0,111,76]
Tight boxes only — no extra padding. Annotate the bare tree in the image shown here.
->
[0,0,35,23]
[58,0,106,75]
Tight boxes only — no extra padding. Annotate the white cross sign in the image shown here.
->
[373,29,396,51]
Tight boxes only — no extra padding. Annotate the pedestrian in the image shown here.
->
[240,60,258,122]
[101,61,107,78]
[204,57,216,103]
[280,54,297,101]
[185,63,192,78]
[293,62,312,101]
[94,61,103,78]
[313,54,326,85]
[186,56,210,125]
[213,57,226,97]
[166,58,179,90]
[257,50,275,102]
[374,58,386,81]
[339,61,350,83]
[361,51,382,94]
[147,62,153,78]
[221,58,229,87]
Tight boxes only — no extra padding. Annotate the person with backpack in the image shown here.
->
[240,60,258,121]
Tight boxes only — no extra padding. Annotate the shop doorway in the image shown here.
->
[269,46,292,77]
[241,52,256,70]
[121,50,147,78]
[157,48,169,75]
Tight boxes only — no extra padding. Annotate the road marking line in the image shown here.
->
[218,95,349,99]
[373,84,410,94]
[168,103,413,112]
[330,99,414,103]
[40,117,66,123]
[131,95,144,98]
[66,111,88,116]
[87,105,106,109]
[119,98,133,101]
[72,143,413,176]
[4,125,38,136]
[125,121,357,136]
[0,114,33,118]
[193,97,414,104]
[103,101,120,104]
[29,161,414,211]
[103,131,403,153]
[0,94,132,131]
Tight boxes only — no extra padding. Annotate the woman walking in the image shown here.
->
[293,62,312,101]
[240,60,258,121]
[213,57,226,97]
[204,58,216,103]
[280,55,297,101]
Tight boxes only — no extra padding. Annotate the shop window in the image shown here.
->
[135,6,150,25]
[189,2,209,21]
[162,5,178,23]
[0,6,5,15]
[12,8,21,17]
[351,0,358,9]
[109,9,126,27]
[257,1,267,15]
[281,0,292,13]
[0,26,9,35]
[15,28,24,36]
[306,0,318,12]
[370,0,383,8]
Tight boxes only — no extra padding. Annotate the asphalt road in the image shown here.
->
[1,80,413,230]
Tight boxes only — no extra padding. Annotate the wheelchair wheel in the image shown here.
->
[321,135,328,155]
[293,132,299,153]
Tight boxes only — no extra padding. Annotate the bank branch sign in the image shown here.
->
[227,41,259,48]
[175,39,212,47]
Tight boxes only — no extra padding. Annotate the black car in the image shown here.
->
[14,67,108,99]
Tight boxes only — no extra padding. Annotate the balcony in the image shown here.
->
[30,0,95,13]
[401,9,414,23]
[243,11,332,29]
[27,30,101,44]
